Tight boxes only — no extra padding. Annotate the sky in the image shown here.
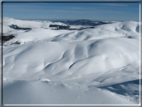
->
[3,2,139,21]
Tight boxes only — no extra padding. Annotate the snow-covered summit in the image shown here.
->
[2,17,67,30]
[2,18,139,45]
[1,17,140,104]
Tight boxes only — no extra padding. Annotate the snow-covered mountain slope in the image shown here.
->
[1,17,67,36]
[1,18,141,104]
[3,20,139,45]
[3,17,66,28]
[49,21,139,42]
[3,38,139,81]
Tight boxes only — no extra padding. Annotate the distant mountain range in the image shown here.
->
[53,19,114,26]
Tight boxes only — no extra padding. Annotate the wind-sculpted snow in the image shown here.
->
[3,38,139,80]
[3,17,66,29]
[1,17,67,36]
[50,21,139,42]
[3,20,139,45]
[2,18,140,104]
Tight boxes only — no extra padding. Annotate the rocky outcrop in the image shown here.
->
[9,24,32,31]
[2,34,15,41]
[49,25,70,30]
[49,24,94,30]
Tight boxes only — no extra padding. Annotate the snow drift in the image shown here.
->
[1,17,140,104]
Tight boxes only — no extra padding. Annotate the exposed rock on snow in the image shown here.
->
[9,24,32,31]
[1,17,140,104]
[2,34,15,42]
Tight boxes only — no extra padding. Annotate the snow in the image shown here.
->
[4,21,139,44]
[3,80,135,104]
[3,17,66,29]
[1,17,141,105]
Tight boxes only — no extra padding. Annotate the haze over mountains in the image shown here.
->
[0,17,141,104]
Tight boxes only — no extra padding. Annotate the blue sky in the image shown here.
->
[3,3,139,21]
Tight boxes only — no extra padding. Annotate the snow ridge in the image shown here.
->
[1,17,140,104]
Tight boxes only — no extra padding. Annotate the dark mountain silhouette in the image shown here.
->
[53,19,110,26]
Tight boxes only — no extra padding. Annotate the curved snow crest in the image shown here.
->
[2,18,139,82]
[2,18,140,104]
[50,21,139,42]
[4,28,73,45]
[1,17,67,36]
[3,17,51,29]
[3,20,139,45]
[2,18,139,81]
[3,17,67,28]
[3,37,139,81]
